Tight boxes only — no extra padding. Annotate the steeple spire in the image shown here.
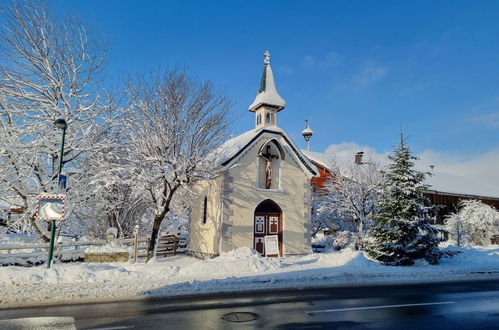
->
[249,51,286,112]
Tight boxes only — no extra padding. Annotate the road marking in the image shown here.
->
[308,301,455,314]
[88,327,135,330]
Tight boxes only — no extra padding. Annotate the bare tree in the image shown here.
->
[315,159,382,239]
[0,1,107,240]
[121,69,232,257]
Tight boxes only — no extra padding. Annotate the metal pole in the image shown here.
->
[47,126,66,269]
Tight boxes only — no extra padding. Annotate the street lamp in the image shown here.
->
[47,118,67,269]
[301,120,314,151]
[53,118,67,176]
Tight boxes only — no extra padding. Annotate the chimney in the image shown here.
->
[355,151,364,165]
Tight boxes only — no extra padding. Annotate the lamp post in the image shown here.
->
[47,118,67,269]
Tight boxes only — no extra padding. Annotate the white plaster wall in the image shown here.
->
[187,177,223,256]
[222,133,312,255]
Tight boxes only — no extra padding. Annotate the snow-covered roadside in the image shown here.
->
[1,246,498,308]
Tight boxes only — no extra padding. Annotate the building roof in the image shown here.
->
[425,171,499,200]
[249,51,286,112]
[302,149,499,200]
[212,127,317,176]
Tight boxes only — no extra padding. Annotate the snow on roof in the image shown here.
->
[301,150,351,173]
[425,171,499,200]
[301,120,314,136]
[249,51,286,111]
[211,126,316,175]
[209,128,258,166]
[302,149,499,200]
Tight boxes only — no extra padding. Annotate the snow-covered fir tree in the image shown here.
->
[365,134,451,265]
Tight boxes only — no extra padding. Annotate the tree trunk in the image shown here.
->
[147,206,170,259]
[29,213,49,242]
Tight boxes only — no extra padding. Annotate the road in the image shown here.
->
[0,279,498,329]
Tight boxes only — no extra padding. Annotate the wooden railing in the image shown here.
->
[155,235,187,257]
[0,234,186,266]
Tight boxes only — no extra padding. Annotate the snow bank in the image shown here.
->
[0,246,498,307]
[85,245,128,253]
[0,233,40,246]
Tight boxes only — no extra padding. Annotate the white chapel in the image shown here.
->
[187,51,317,259]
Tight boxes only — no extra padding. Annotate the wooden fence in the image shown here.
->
[0,234,186,266]
[155,235,187,257]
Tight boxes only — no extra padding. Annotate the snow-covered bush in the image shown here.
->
[445,200,499,246]
[331,231,358,251]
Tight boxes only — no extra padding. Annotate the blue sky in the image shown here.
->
[25,1,499,179]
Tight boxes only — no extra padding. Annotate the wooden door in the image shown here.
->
[254,212,282,257]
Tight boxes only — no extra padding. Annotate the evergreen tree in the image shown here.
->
[365,134,449,265]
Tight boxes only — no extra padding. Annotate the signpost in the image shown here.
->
[58,174,67,192]
[45,118,68,269]
[264,235,279,257]
[35,195,65,221]
[36,194,65,268]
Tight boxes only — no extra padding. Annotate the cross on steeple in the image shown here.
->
[263,50,270,64]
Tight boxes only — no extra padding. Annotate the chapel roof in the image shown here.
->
[249,51,286,112]
[212,127,317,176]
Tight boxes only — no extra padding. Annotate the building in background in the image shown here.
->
[300,121,499,224]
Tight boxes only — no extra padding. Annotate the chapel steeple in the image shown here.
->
[249,51,286,129]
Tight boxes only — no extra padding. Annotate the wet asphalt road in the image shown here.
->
[0,279,498,329]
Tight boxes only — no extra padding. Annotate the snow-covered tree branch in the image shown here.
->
[119,69,233,256]
[0,0,108,240]
[314,159,382,239]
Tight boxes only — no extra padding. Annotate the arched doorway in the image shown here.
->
[254,199,283,257]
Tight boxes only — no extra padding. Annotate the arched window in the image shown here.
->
[266,112,271,123]
[271,113,275,124]
[258,140,285,190]
[257,114,262,125]
[202,196,207,224]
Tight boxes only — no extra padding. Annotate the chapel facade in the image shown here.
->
[187,51,317,259]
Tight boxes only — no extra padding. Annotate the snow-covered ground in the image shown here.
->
[1,245,498,308]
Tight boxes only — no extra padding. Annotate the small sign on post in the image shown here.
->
[58,174,67,192]
[264,235,279,257]
[35,195,65,221]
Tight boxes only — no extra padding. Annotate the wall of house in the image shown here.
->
[220,132,312,256]
[187,177,223,258]
[426,192,499,224]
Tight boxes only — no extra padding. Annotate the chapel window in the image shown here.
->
[202,196,207,224]
[266,112,271,123]
[257,114,262,125]
[258,140,284,190]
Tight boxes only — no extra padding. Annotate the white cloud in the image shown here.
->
[302,51,340,69]
[351,61,387,89]
[302,55,315,66]
[323,143,499,187]
[324,142,387,163]
[472,112,499,128]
